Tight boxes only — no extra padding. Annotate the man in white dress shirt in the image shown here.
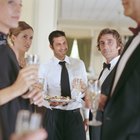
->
[101,0,140,140]
[89,28,124,140]
[41,30,89,140]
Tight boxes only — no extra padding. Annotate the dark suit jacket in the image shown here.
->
[0,43,33,140]
[101,37,140,140]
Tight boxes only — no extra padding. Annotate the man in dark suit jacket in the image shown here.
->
[101,0,140,140]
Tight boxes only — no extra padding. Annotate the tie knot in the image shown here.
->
[59,61,66,67]
[103,62,111,70]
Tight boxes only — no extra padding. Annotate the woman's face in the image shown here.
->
[12,29,33,53]
[0,0,22,33]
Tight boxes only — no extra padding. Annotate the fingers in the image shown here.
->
[83,119,89,132]
[11,128,47,140]
[84,92,91,108]
[98,94,108,111]
[22,87,44,107]
[50,102,64,107]
[13,65,39,96]
[24,128,47,140]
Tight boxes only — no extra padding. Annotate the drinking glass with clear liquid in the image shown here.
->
[87,79,102,126]
[25,54,45,101]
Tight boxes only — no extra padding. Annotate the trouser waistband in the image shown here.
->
[47,108,80,113]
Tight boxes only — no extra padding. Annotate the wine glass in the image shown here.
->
[15,110,42,135]
[72,78,81,93]
[87,79,102,126]
[71,76,84,100]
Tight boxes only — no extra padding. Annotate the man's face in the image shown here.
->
[99,34,120,62]
[50,36,68,60]
[0,0,22,33]
[122,0,140,22]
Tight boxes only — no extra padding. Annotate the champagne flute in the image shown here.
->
[87,79,102,126]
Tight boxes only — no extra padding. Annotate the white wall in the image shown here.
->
[21,0,58,63]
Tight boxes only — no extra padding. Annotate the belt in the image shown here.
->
[48,108,80,113]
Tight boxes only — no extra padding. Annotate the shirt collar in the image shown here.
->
[52,55,70,65]
[109,55,120,68]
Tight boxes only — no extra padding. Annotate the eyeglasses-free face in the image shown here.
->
[98,34,121,61]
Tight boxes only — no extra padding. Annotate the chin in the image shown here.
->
[10,22,19,28]
[123,9,133,17]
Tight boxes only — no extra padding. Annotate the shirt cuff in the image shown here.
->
[43,100,52,110]
[82,107,89,119]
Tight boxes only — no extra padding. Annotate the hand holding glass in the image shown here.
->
[25,54,45,103]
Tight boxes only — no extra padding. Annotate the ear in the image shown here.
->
[49,44,54,50]
[11,35,16,42]
[117,46,121,50]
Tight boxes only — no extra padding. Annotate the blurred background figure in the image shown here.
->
[0,1,43,140]
[101,0,140,139]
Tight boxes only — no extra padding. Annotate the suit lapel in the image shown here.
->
[106,42,140,110]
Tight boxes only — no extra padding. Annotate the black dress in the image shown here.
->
[0,32,34,140]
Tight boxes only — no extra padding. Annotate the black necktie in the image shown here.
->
[103,62,111,70]
[59,61,71,98]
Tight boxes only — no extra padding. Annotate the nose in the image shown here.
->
[61,44,66,49]
[15,3,22,15]
[26,38,32,47]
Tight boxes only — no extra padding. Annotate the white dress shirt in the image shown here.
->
[99,55,120,86]
[40,56,89,118]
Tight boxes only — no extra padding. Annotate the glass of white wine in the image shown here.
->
[87,79,102,126]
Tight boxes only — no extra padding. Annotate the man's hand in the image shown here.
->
[83,119,89,132]
[98,94,108,111]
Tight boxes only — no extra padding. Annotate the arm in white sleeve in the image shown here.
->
[82,107,89,119]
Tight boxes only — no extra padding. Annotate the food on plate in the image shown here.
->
[45,96,70,102]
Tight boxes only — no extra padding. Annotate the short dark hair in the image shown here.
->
[97,28,124,54]
[48,30,66,46]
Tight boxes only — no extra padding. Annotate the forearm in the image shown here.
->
[0,85,21,105]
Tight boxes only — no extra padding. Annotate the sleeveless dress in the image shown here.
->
[0,32,34,140]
